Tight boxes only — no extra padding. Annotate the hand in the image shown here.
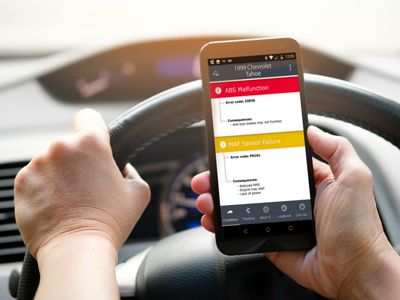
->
[14,108,151,258]
[192,126,400,299]
[14,109,150,299]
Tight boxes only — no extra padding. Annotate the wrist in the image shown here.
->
[35,233,119,299]
[37,232,118,268]
[339,236,400,300]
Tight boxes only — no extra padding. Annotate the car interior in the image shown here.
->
[1,1,400,299]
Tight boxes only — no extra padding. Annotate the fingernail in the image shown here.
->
[308,125,323,133]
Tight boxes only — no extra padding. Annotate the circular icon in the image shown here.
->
[220,141,226,149]
[299,203,306,211]
[262,205,270,214]
[281,204,287,212]
[265,227,271,233]
[215,87,222,95]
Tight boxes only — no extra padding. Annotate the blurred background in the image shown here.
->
[0,2,400,299]
[1,0,400,100]
[0,0,399,55]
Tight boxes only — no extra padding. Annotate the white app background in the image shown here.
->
[212,80,310,207]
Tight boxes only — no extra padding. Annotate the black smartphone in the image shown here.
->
[200,38,316,254]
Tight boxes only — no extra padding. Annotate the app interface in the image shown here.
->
[208,53,312,227]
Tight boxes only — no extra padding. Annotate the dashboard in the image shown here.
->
[1,35,400,299]
[129,126,208,240]
[37,36,354,103]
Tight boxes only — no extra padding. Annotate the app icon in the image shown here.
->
[299,203,306,211]
[215,86,222,95]
[227,210,233,214]
[281,204,288,212]
[263,205,270,213]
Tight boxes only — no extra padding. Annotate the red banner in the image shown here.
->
[210,76,299,98]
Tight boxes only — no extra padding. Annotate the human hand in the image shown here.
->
[14,109,151,258]
[192,126,400,299]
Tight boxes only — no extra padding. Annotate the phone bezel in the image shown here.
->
[200,37,316,255]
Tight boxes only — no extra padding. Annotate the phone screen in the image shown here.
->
[207,53,313,236]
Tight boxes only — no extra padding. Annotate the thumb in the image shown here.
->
[123,163,145,183]
[307,126,368,182]
[123,163,151,206]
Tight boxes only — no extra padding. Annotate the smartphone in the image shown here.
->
[200,38,316,254]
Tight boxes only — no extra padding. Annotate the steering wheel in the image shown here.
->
[14,74,400,299]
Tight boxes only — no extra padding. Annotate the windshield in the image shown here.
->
[0,0,399,57]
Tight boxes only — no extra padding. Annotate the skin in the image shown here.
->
[14,109,150,300]
[14,108,400,299]
[192,126,400,299]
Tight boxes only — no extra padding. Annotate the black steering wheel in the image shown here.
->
[15,74,400,299]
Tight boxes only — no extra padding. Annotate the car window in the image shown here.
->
[0,0,399,56]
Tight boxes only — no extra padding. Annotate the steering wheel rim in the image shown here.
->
[15,74,400,299]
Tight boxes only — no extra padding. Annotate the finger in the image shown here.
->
[201,214,215,233]
[307,126,364,179]
[196,193,214,215]
[312,157,334,186]
[73,108,109,142]
[191,171,210,194]
[265,250,312,288]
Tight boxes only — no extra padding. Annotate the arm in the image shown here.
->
[14,109,150,299]
[192,126,400,300]
[338,245,400,300]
